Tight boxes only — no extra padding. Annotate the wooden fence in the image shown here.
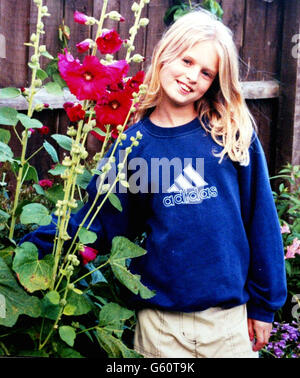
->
[0,0,299,179]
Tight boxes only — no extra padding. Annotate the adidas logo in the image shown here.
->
[163,163,218,207]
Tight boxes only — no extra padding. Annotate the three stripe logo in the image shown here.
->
[167,163,208,193]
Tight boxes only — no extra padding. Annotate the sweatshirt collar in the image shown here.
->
[141,116,204,137]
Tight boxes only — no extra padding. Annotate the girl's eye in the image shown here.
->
[202,71,211,78]
[182,58,191,65]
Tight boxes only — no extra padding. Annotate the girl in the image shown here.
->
[25,9,287,358]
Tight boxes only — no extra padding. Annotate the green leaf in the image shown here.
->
[51,134,72,151]
[78,227,97,245]
[43,140,59,163]
[0,128,11,144]
[56,344,83,358]
[12,242,54,293]
[36,68,48,81]
[17,113,43,129]
[45,81,63,96]
[44,184,64,204]
[0,87,21,99]
[91,127,106,138]
[59,326,76,347]
[0,142,14,163]
[96,328,142,358]
[99,302,134,338]
[76,168,93,189]
[0,107,19,126]
[41,51,54,60]
[65,289,92,316]
[48,164,67,176]
[52,72,67,89]
[11,160,39,183]
[33,183,45,195]
[41,294,60,320]
[20,203,52,226]
[0,256,41,327]
[108,193,122,212]
[45,290,60,305]
[109,236,156,299]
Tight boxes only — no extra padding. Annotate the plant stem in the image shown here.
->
[8,1,43,240]
[125,0,145,62]
[91,0,108,56]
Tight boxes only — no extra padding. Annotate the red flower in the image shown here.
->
[65,103,86,122]
[96,29,123,54]
[125,71,145,94]
[106,60,130,92]
[39,179,53,189]
[58,54,113,101]
[74,11,89,25]
[79,246,99,265]
[76,39,92,53]
[95,90,132,128]
[39,125,50,135]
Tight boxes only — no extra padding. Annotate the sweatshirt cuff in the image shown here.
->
[246,302,275,323]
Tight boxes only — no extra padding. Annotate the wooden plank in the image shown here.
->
[119,0,148,75]
[0,0,31,87]
[64,0,94,57]
[276,0,300,169]
[0,81,280,111]
[145,0,169,68]
[221,0,246,55]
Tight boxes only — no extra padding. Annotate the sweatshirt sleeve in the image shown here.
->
[21,141,145,257]
[238,133,287,322]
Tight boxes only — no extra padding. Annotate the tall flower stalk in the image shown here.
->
[8,0,50,239]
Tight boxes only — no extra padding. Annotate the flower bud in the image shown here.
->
[139,18,149,27]
[120,134,127,140]
[60,299,67,307]
[62,156,72,167]
[30,33,37,42]
[131,54,144,63]
[67,127,77,137]
[133,140,139,147]
[131,2,140,12]
[136,131,143,140]
[107,11,124,22]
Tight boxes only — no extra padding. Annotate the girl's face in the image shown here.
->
[159,40,219,114]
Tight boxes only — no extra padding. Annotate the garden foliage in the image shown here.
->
[0,0,154,357]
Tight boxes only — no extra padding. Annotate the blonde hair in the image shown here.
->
[134,9,256,166]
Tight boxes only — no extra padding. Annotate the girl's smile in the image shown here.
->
[158,40,219,114]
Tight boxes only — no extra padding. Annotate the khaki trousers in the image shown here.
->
[134,304,259,358]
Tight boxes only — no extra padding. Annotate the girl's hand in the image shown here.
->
[247,318,272,352]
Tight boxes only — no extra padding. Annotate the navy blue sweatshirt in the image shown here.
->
[23,116,287,322]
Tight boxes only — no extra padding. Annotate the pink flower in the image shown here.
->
[39,179,53,189]
[285,238,300,259]
[65,103,86,122]
[95,89,132,128]
[125,71,145,94]
[38,125,50,135]
[74,11,89,25]
[76,39,92,53]
[79,246,99,265]
[96,29,123,54]
[281,224,291,234]
[58,53,113,101]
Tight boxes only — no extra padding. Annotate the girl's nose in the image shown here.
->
[186,67,200,83]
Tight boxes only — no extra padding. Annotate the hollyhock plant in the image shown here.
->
[95,89,132,127]
[79,245,99,265]
[38,125,50,135]
[96,29,123,54]
[76,38,93,53]
[58,54,114,101]
[125,71,145,94]
[74,10,89,25]
[65,103,86,122]
[38,179,53,189]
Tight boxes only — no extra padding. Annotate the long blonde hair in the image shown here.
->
[134,9,256,166]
